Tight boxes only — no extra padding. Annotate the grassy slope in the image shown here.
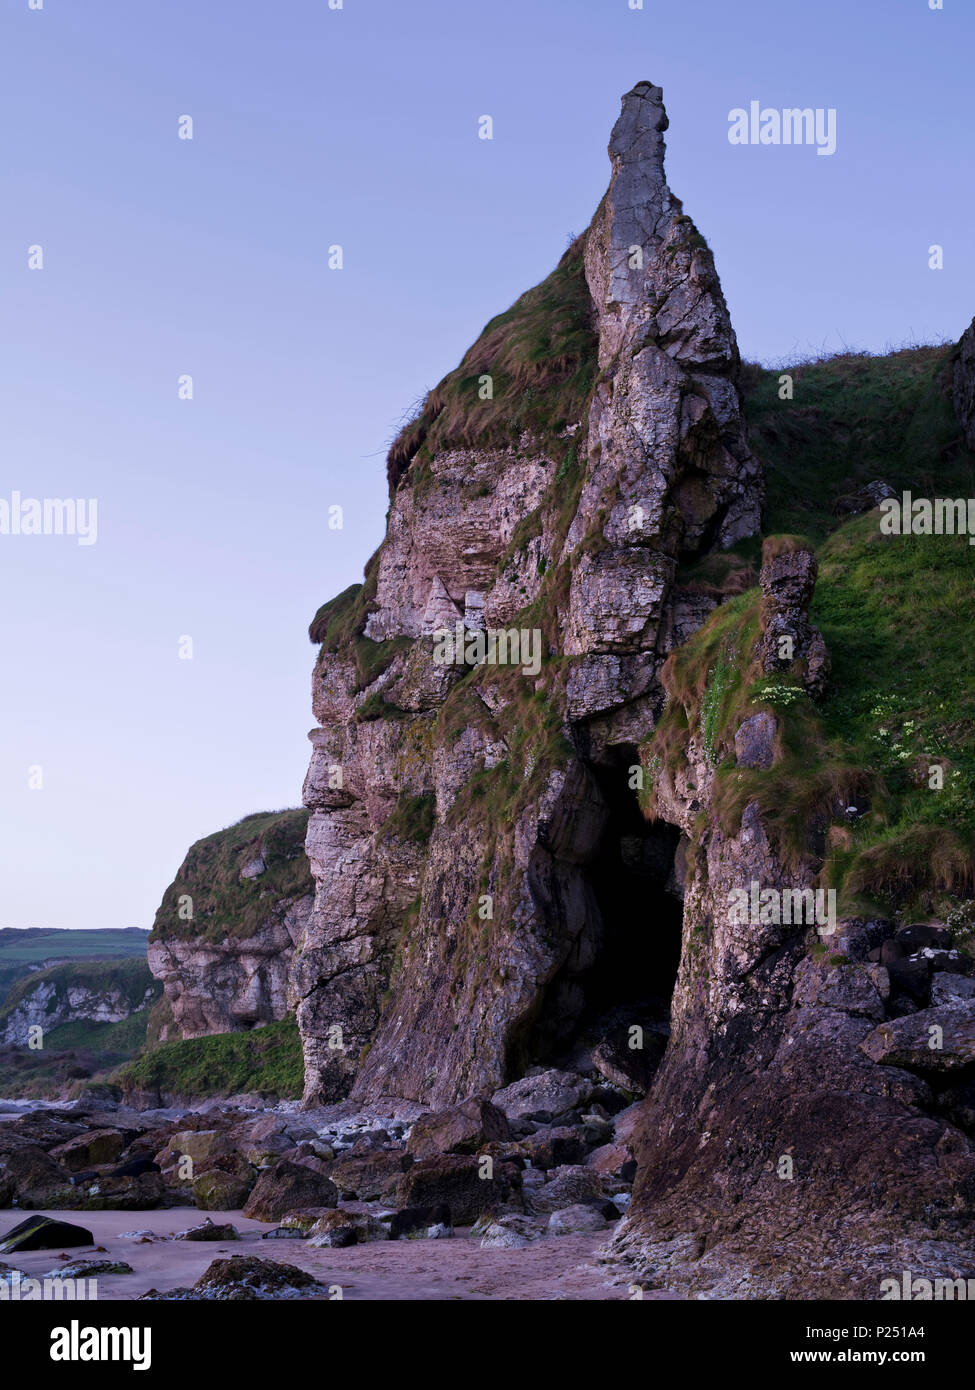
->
[150,809,313,946]
[743,347,972,543]
[385,235,597,492]
[652,345,975,920]
[112,1016,303,1100]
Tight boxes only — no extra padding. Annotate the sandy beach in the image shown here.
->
[1,1208,675,1301]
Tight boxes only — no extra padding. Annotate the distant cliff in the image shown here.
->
[0,926,150,1005]
[0,957,159,1047]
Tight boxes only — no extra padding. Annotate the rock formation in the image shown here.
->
[298,81,762,1106]
[4,85,972,1305]
[610,538,975,1295]
[953,315,975,450]
[290,82,975,1296]
[147,811,313,1040]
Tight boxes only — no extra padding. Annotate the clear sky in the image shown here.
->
[1,0,971,930]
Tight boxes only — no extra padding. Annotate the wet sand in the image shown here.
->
[2,1208,676,1301]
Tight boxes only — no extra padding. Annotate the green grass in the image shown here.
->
[646,513,975,913]
[112,1016,304,1100]
[386,235,597,492]
[150,809,312,945]
[812,518,975,904]
[308,551,414,696]
[378,793,436,847]
[646,591,760,777]
[308,581,364,647]
[44,1009,154,1055]
[741,346,974,544]
[700,643,739,766]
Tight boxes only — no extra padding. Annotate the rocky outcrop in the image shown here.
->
[607,575,975,1297]
[147,811,313,1040]
[297,81,762,1109]
[148,918,305,1041]
[756,539,829,697]
[952,316,975,449]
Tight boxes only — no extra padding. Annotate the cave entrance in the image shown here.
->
[525,745,685,1088]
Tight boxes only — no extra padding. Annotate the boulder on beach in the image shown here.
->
[0,1215,94,1253]
[242,1160,338,1223]
[406,1098,509,1161]
[176,1218,240,1242]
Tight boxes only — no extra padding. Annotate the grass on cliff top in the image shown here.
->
[652,341,975,912]
[308,550,413,696]
[740,344,973,544]
[150,809,312,946]
[386,236,598,493]
[645,511,975,914]
[0,957,156,1025]
[112,1016,303,1100]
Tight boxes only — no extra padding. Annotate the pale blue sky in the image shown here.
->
[1,0,971,929]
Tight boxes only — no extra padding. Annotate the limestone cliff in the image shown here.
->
[611,537,975,1296]
[298,81,762,1106]
[147,810,313,1041]
[293,82,975,1295]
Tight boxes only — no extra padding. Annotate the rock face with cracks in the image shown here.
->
[297,81,762,1110]
[952,316,975,450]
[289,83,975,1297]
[147,810,313,1041]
